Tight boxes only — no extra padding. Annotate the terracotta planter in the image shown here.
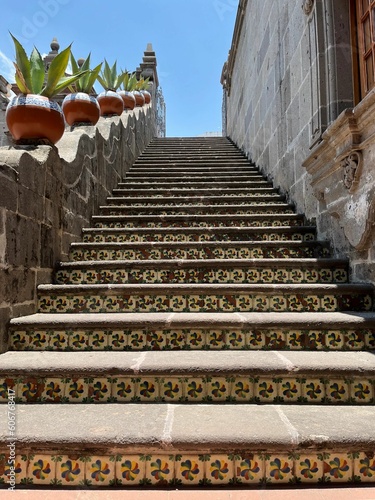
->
[118,90,136,110]
[62,92,100,126]
[6,94,65,144]
[133,90,145,107]
[141,90,151,104]
[97,90,124,116]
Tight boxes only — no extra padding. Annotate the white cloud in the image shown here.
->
[0,51,15,84]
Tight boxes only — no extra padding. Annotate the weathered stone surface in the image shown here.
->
[0,105,155,352]
[222,0,375,284]
[1,404,375,451]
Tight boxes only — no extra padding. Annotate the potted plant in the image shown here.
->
[96,60,125,116]
[137,76,152,104]
[62,53,102,126]
[6,34,87,144]
[118,71,137,110]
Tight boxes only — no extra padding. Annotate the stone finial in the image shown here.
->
[146,43,153,52]
[50,37,60,52]
[77,58,85,68]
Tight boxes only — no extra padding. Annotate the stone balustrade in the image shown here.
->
[0,106,155,352]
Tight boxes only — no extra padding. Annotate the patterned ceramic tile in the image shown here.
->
[295,454,323,482]
[255,378,276,403]
[146,455,174,485]
[184,377,205,402]
[301,378,325,403]
[176,455,204,485]
[186,329,206,349]
[29,455,56,485]
[325,379,350,403]
[265,454,294,483]
[206,377,230,401]
[112,378,135,402]
[160,378,182,402]
[115,455,145,485]
[207,455,233,485]
[56,456,85,485]
[128,330,147,350]
[350,380,374,404]
[86,456,114,485]
[108,330,127,350]
[64,377,89,403]
[137,378,159,402]
[354,452,375,482]
[10,331,29,350]
[323,453,353,482]
[231,377,253,401]
[41,378,64,402]
[167,330,186,349]
[234,455,264,484]
[88,377,111,402]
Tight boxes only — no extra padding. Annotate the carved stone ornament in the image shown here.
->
[340,151,362,193]
[303,0,314,15]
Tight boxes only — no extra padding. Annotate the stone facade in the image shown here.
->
[222,0,375,282]
[0,76,10,147]
[0,106,155,353]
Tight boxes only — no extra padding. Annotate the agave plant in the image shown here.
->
[122,71,138,92]
[135,76,151,91]
[69,53,102,94]
[97,60,125,91]
[10,33,87,98]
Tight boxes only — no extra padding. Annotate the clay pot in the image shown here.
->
[118,90,136,110]
[6,94,65,144]
[97,90,124,116]
[141,90,151,104]
[62,92,100,126]
[133,90,145,107]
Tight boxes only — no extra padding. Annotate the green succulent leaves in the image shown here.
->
[10,33,88,98]
[122,72,138,92]
[70,53,102,94]
[97,60,125,91]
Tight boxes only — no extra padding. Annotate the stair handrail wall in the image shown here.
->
[0,104,155,354]
[222,0,375,284]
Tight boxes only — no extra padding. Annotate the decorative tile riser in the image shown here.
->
[9,327,375,352]
[2,375,375,404]
[107,197,286,206]
[92,218,304,229]
[1,451,375,486]
[82,231,317,243]
[70,244,330,261]
[55,266,348,285]
[37,291,372,313]
[100,208,295,216]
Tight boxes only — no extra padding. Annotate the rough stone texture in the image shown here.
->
[1,350,375,376]
[0,106,155,353]
[1,404,375,452]
[222,1,375,283]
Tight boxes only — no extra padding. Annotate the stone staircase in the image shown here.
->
[1,136,375,489]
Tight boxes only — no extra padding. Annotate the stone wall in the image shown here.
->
[0,105,155,352]
[223,0,375,283]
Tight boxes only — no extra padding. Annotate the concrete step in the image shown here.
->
[111,187,279,197]
[124,172,260,179]
[36,283,373,314]
[99,203,294,216]
[132,162,254,175]
[8,311,375,351]
[106,194,286,206]
[114,181,272,190]
[119,176,266,185]
[81,226,317,243]
[69,240,331,261]
[107,192,285,206]
[1,350,375,405]
[55,258,349,285]
[91,213,305,229]
[1,404,375,486]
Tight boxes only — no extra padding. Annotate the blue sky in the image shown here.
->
[0,0,238,137]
